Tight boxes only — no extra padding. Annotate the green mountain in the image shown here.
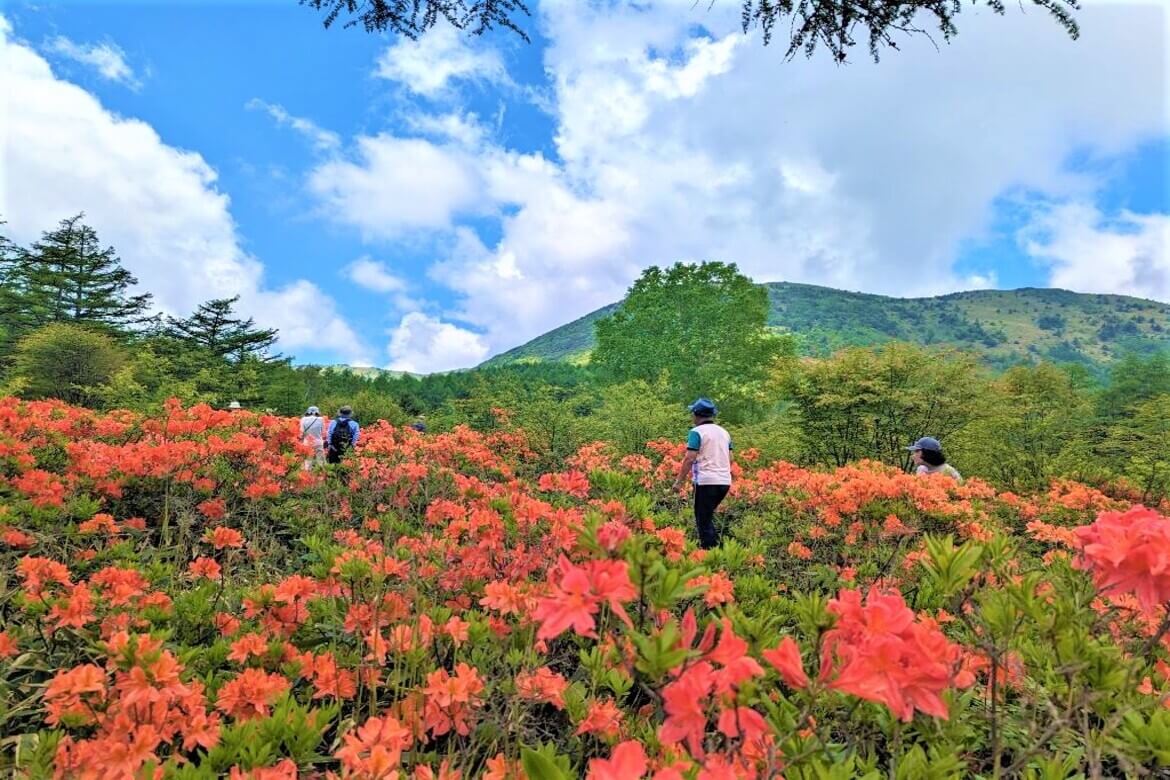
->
[482,283,1170,370]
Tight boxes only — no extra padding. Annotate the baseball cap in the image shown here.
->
[906,436,942,452]
[688,398,718,417]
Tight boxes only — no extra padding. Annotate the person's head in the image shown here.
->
[688,398,718,424]
[906,436,943,466]
[338,405,352,418]
[306,406,319,416]
[227,400,242,411]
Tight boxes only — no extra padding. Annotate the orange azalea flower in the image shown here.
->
[228,759,299,780]
[335,714,412,778]
[44,664,107,726]
[310,652,357,700]
[576,697,623,739]
[47,584,96,633]
[515,666,570,710]
[1074,506,1170,614]
[787,541,813,560]
[762,636,809,689]
[442,616,470,646]
[228,632,270,664]
[587,741,648,780]
[189,556,223,580]
[0,631,18,659]
[215,668,290,721]
[659,662,714,757]
[2,527,36,548]
[206,526,245,550]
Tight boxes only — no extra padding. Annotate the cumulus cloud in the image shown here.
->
[1023,203,1169,302]
[246,98,340,152]
[375,23,508,98]
[44,35,140,89]
[387,312,489,373]
[308,134,487,238]
[1,20,369,363]
[310,0,1168,370]
[345,257,407,293]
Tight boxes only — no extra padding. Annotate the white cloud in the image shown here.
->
[308,134,486,238]
[1023,203,1169,302]
[345,257,407,293]
[45,35,140,89]
[0,20,369,363]
[387,312,489,373]
[312,0,1168,369]
[375,23,507,98]
[246,98,340,152]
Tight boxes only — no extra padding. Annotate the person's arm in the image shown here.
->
[351,421,360,445]
[674,451,698,489]
[673,429,702,489]
[326,420,335,443]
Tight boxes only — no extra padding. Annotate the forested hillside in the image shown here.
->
[484,282,1170,369]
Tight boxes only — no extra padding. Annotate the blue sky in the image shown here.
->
[1,0,1167,372]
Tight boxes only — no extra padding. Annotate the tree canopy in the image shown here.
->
[592,261,793,421]
[165,296,280,363]
[302,0,1079,63]
[0,215,154,344]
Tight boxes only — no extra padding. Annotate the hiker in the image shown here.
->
[227,400,242,411]
[906,437,962,482]
[300,406,325,470]
[326,406,360,464]
[672,398,733,550]
[411,415,427,433]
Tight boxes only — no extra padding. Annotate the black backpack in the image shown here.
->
[329,418,354,452]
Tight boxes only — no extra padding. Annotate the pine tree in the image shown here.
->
[7,215,154,336]
[165,295,280,362]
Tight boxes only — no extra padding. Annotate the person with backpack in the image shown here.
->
[906,437,962,482]
[326,406,360,464]
[672,398,734,549]
[410,415,427,433]
[300,406,325,470]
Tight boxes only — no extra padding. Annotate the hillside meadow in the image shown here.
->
[2,398,1170,778]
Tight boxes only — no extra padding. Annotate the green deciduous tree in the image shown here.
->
[787,342,986,468]
[592,262,793,422]
[953,363,1096,491]
[8,323,126,407]
[1102,394,1170,506]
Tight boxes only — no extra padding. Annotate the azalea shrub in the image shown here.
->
[2,397,1170,779]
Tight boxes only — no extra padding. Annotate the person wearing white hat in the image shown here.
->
[227,400,242,410]
[300,405,326,470]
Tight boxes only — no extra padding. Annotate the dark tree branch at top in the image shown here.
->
[300,0,532,41]
[301,0,1079,63]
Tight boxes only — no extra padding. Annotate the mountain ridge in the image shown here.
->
[480,282,1170,370]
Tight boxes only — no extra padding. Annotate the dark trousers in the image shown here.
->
[326,447,344,465]
[694,484,731,549]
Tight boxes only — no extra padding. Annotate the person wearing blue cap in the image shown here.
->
[673,398,734,549]
[906,437,962,482]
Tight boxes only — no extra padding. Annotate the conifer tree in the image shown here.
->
[165,296,280,362]
[3,215,154,338]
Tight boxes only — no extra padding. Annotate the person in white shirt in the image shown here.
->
[300,406,325,470]
[672,398,733,549]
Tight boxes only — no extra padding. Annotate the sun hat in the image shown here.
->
[339,405,353,416]
[688,398,718,417]
[306,406,319,415]
[906,436,942,452]
[227,400,242,410]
